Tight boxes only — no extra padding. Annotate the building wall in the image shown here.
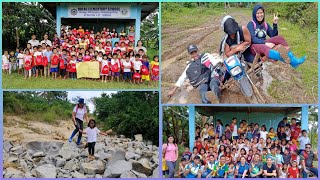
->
[211,112,286,130]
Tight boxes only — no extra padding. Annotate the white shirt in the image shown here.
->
[111,59,120,67]
[2,55,8,64]
[33,51,42,57]
[133,60,142,71]
[40,39,52,46]
[260,131,268,141]
[298,136,310,150]
[28,39,40,47]
[73,106,86,121]
[232,124,238,136]
[85,127,100,143]
[101,59,109,67]
[97,56,103,62]
[123,61,132,72]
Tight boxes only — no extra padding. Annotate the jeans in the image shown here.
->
[166,161,176,178]
[199,78,221,103]
[302,167,318,178]
[69,118,83,145]
[88,142,96,155]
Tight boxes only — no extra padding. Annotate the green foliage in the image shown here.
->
[2,2,56,50]
[140,9,159,50]
[94,91,159,144]
[3,91,72,123]
[264,2,317,32]
[2,73,157,89]
[163,106,189,146]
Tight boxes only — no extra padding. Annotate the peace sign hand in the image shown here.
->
[273,13,279,24]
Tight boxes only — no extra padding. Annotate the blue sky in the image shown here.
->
[67,91,117,113]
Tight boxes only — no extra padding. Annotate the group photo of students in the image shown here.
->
[162,115,318,178]
[2,25,159,86]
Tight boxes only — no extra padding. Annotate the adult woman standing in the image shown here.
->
[162,135,179,178]
[134,40,147,54]
[68,98,89,145]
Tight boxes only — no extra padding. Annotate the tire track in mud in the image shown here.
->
[161,10,312,104]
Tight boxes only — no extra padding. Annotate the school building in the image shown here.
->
[41,2,158,45]
[188,105,311,150]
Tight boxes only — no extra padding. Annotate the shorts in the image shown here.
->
[36,65,44,70]
[50,68,58,72]
[2,63,9,70]
[123,72,132,80]
[111,72,120,76]
[142,74,150,81]
[151,75,159,81]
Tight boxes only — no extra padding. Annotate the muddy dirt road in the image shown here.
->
[161,10,316,104]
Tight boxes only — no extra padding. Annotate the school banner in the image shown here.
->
[76,62,100,79]
[68,6,130,18]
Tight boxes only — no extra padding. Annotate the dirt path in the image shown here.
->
[161,9,314,104]
[3,116,74,143]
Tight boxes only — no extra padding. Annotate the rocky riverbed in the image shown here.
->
[3,135,159,178]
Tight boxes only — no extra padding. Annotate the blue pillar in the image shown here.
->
[134,6,141,46]
[56,6,62,37]
[189,106,195,150]
[301,106,309,131]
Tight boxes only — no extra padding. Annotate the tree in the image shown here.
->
[2,2,56,50]
[94,91,159,145]
[140,9,159,50]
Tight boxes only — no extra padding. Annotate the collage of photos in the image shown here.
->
[1,1,319,180]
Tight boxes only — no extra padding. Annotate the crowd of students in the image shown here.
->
[2,25,159,85]
[162,117,318,178]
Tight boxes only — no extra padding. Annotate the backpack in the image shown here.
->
[101,65,109,74]
[42,56,48,67]
[59,59,66,69]
[36,55,43,65]
[152,64,159,76]
[51,55,59,65]
[186,54,211,88]
[141,65,149,75]
[251,20,268,31]
[24,61,31,71]
[111,63,119,72]
[133,72,141,79]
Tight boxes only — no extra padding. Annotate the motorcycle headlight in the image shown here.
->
[230,66,242,76]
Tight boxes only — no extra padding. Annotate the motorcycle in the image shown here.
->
[224,54,253,97]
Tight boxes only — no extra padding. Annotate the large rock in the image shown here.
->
[132,170,148,178]
[107,149,125,164]
[4,167,24,178]
[7,155,18,163]
[73,171,86,178]
[34,164,57,178]
[59,142,79,160]
[32,151,46,158]
[125,152,138,160]
[151,167,160,178]
[80,160,105,175]
[3,140,13,153]
[134,134,143,142]
[96,151,112,160]
[55,157,66,167]
[10,146,24,154]
[132,158,152,176]
[120,170,137,178]
[19,159,28,171]
[105,160,132,178]
[26,141,63,156]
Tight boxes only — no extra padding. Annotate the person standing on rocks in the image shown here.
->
[162,135,179,178]
[68,98,89,145]
[79,119,112,161]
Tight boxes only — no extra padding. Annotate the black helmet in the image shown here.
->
[187,44,198,54]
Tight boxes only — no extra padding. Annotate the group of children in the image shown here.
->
[2,25,159,85]
[163,117,317,178]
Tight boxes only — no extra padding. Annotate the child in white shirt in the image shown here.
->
[80,119,112,161]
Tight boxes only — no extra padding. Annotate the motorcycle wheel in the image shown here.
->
[238,75,253,97]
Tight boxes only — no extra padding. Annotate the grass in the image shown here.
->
[2,73,158,89]
[265,16,318,102]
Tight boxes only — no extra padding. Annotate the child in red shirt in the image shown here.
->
[288,161,299,178]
